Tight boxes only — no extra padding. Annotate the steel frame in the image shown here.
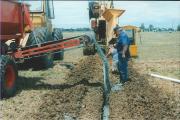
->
[13,36,82,60]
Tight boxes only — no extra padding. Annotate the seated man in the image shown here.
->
[106,44,119,74]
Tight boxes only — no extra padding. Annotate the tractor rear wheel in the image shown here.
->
[53,28,64,60]
[25,27,54,69]
[53,28,63,41]
[0,55,18,98]
[26,27,52,46]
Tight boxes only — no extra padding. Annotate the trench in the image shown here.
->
[85,32,112,120]
[102,93,110,120]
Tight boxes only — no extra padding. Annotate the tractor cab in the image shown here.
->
[17,0,57,47]
[20,0,54,28]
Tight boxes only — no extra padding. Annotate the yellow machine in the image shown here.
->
[84,1,125,55]
[89,1,125,45]
[19,0,64,69]
[88,1,138,57]
[123,25,139,57]
[20,0,55,47]
[27,1,54,30]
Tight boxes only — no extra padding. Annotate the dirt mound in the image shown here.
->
[66,55,103,84]
[28,55,104,120]
[2,47,178,120]
[32,85,87,120]
[110,63,179,120]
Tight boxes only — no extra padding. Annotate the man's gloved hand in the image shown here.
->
[113,44,116,48]
[122,53,125,58]
[122,53,126,61]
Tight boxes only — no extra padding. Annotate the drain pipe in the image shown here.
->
[84,32,111,120]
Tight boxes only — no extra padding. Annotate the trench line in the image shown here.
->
[85,31,111,120]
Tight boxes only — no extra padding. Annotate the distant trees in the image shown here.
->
[149,24,154,31]
[140,23,145,31]
[139,23,177,32]
[61,28,91,32]
[177,25,180,31]
[168,28,174,32]
[60,24,180,32]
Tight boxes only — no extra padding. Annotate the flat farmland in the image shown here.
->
[1,31,179,120]
[136,32,180,61]
[110,32,180,120]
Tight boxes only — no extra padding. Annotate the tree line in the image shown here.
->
[61,24,180,32]
[61,28,91,32]
[140,23,180,32]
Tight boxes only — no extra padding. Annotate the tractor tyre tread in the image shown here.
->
[0,55,18,98]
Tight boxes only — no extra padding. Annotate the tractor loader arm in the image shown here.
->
[13,35,84,61]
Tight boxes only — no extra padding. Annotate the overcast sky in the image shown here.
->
[52,1,180,29]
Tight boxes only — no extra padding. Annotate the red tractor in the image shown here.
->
[0,1,32,98]
[0,1,82,98]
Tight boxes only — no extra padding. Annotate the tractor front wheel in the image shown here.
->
[0,55,18,98]
[53,28,64,60]
[24,27,54,69]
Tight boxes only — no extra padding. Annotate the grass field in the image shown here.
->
[62,31,180,79]
[1,31,179,120]
[63,31,90,38]
[133,32,180,79]
[64,31,180,61]
[136,32,180,61]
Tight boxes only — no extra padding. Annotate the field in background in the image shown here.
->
[63,31,180,79]
[64,31,180,61]
[1,31,179,120]
[133,32,180,79]
[136,32,180,61]
[63,31,90,38]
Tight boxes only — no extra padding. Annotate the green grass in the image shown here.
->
[63,31,90,38]
[135,32,180,61]
[134,32,180,79]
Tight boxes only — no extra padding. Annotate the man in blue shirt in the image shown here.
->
[113,26,130,84]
